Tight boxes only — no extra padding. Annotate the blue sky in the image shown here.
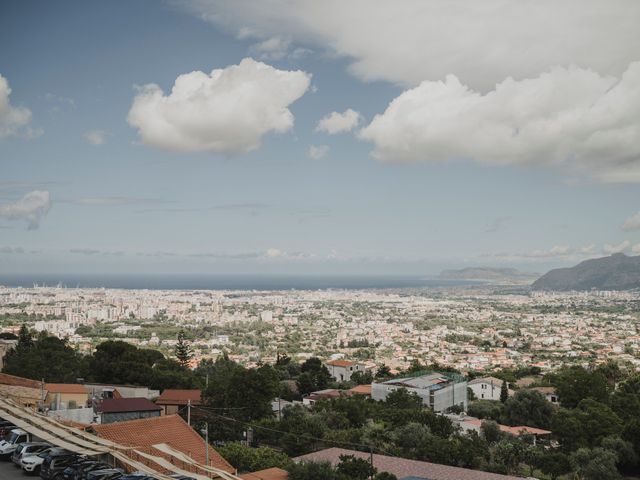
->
[1,0,639,275]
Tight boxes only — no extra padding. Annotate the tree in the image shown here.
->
[216,442,292,473]
[385,388,422,410]
[552,400,622,451]
[297,357,332,395]
[502,389,553,428]
[3,334,83,382]
[500,379,509,403]
[480,420,502,444]
[534,451,571,480]
[17,323,33,349]
[174,330,193,367]
[552,366,609,409]
[570,447,621,480]
[336,454,376,480]
[376,364,391,378]
[89,340,163,385]
[351,370,374,385]
[467,400,504,421]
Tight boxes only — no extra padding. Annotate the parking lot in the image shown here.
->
[0,459,29,480]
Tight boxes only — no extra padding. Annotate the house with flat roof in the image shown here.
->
[372,372,467,412]
[98,397,162,424]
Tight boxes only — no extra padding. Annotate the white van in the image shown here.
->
[0,428,30,458]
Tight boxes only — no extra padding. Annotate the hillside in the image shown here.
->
[532,253,640,291]
[439,267,538,284]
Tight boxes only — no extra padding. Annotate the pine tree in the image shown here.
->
[500,379,509,403]
[175,330,193,367]
[17,323,34,350]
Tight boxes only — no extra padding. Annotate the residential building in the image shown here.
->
[468,377,511,401]
[45,384,89,410]
[98,397,162,424]
[324,359,365,382]
[372,372,467,412]
[295,447,522,480]
[92,414,234,472]
[239,467,288,480]
[530,386,559,405]
[155,389,201,415]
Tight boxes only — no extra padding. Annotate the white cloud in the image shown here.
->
[84,130,107,145]
[249,36,291,60]
[308,144,329,159]
[621,211,640,231]
[603,240,631,254]
[127,58,311,154]
[181,0,640,90]
[632,243,640,254]
[524,245,574,258]
[0,74,33,139]
[359,62,640,182]
[248,36,311,61]
[0,190,51,229]
[316,109,362,134]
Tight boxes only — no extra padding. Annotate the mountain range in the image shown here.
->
[532,253,640,291]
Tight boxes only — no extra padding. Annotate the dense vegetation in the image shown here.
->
[3,328,640,479]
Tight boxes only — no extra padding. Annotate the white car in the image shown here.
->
[21,450,52,475]
[0,428,29,458]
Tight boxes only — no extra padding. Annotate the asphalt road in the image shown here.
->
[0,458,29,480]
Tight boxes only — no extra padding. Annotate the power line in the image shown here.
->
[191,405,397,458]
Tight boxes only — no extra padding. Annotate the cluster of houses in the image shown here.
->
[0,359,560,480]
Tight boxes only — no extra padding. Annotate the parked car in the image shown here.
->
[12,442,51,467]
[0,429,30,459]
[40,452,81,480]
[120,474,157,480]
[84,468,124,480]
[21,447,63,475]
[63,461,111,480]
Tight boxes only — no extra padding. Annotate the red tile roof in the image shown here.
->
[0,372,42,389]
[348,385,372,396]
[99,397,162,413]
[92,414,234,473]
[156,389,202,406]
[325,360,356,367]
[295,448,522,480]
[240,467,288,480]
[45,383,88,394]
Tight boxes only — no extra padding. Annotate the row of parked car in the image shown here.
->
[0,421,185,480]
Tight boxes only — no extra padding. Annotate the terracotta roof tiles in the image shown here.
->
[156,389,202,406]
[92,414,234,473]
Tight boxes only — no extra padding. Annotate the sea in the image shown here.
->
[0,273,481,291]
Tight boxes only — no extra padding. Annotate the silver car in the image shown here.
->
[11,442,51,467]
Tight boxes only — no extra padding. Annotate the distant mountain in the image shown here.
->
[532,253,640,291]
[439,267,538,284]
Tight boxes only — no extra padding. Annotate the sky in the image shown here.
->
[1,0,640,276]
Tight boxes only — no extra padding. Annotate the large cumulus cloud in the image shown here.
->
[127,58,311,154]
[359,62,640,182]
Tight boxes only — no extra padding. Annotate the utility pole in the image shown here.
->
[187,399,191,426]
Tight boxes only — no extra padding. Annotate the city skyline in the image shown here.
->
[2,0,640,276]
